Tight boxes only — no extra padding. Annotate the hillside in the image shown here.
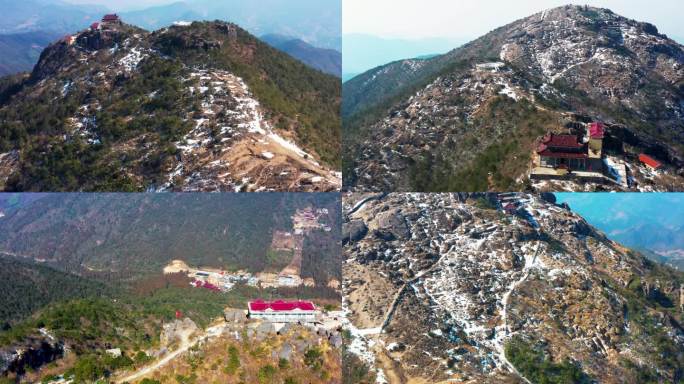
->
[343,193,684,383]
[0,19,341,192]
[0,193,341,281]
[343,5,684,192]
[342,193,684,383]
[262,34,341,77]
[0,257,112,326]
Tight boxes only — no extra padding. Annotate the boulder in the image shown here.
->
[343,220,368,244]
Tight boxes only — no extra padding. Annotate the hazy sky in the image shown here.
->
[62,0,176,11]
[555,193,684,252]
[344,0,684,43]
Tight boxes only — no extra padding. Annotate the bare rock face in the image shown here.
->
[372,209,410,241]
[343,193,684,383]
[160,318,199,346]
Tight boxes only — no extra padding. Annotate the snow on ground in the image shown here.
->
[118,47,148,72]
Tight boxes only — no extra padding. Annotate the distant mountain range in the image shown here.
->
[121,0,341,51]
[0,31,61,76]
[342,33,464,80]
[262,33,341,77]
[556,192,684,269]
[0,0,106,34]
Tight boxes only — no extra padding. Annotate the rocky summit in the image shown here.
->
[342,192,684,383]
[343,5,684,192]
[0,18,340,192]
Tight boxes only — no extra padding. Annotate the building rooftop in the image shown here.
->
[589,122,605,139]
[540,133,583,149]
[639,154,662,169]
[102,14,120,22]
[249,299,316,312]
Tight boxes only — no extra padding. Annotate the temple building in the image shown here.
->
[536,133,588,172]
[535,122,606,174]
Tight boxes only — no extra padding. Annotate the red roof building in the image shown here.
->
[90,22,100,30]
[248,300,317,323]
[537,133,589,171]
[639,154,662,169]
[588,122,605,139]
[102,14,120,23]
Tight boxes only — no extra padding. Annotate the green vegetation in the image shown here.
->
[0,22,340,191]
[473,197,497,210]
[224,344,241,375]
[264,249,294,271]
[0,257,112,326]
[505,336,590,384]
[406,96,554,191]
[304,347,324,371]
[175,373,198,384]
[257,364,277,384]
[0,193,340,280]
[342,351,376,384]
[140,379,162,384]
[607,255,684,381]
[1,56,194,191]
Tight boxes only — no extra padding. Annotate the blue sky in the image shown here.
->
[555,193,684,254]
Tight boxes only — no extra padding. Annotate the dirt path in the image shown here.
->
[115,323,226,383]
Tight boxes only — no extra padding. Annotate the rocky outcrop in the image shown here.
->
[160,318,199,346]
[0,338,64,376]
[343,220,367,244]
